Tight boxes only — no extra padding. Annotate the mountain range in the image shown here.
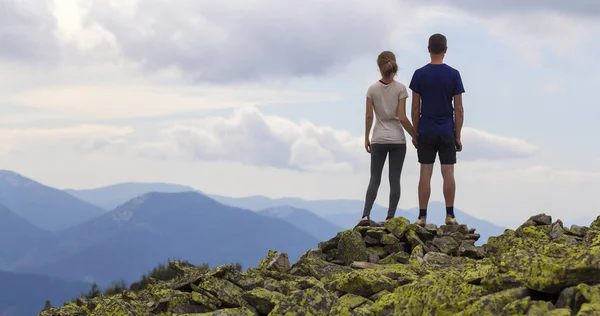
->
[14,191,318,286]
[65,182,195,210]
[0,169,520,315]
[0,170,105,231]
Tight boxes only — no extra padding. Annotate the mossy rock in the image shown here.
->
[258,250,290,273]
[183,307,257,315]
[269,285,337,316]
[337,230,369,265]
[242,287,285,314]
[380,234,400,245]
[198,277,246,308]
[383,217,410,239]
[329,269,398,298]
[328,293,372,315]
[379,251,409,264]
[578,303,600,315]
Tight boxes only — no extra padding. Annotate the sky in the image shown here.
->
[1,0,599,227]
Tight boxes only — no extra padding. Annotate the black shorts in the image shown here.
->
[417,133,457,165]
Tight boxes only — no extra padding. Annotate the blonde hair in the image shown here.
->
[377,51,398,78]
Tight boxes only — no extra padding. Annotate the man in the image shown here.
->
[409,33,465,226]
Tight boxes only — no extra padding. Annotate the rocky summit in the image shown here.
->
[40,214,600,316]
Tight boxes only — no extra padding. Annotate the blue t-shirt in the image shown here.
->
[409,63,465,136]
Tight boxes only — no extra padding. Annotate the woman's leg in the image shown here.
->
[362,144,388,219]
[387,144,407,219]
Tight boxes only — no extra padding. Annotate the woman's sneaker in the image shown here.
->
[445,216,458,225]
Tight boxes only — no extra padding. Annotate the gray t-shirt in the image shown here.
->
[367,80,409,144]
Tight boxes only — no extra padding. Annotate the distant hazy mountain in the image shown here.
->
[210,194,387,217]
[0,204,48,269]
[324,202,507,245]
[0,170,105,231]
[65,182,196,210]
[258,206,343,241]
[0,270,90,316]
[19,192,318,286]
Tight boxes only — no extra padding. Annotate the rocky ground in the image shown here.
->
[40,214,600,315]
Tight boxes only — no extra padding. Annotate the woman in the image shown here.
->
[358,51,417,226]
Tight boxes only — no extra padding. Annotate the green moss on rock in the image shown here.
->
[337,230,369,265]
[242,287,285,314]
[329,270,398,298]
[382,217,410,240]
[269,285,337,316]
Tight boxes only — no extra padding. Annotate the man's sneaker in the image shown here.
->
[445,216,458,225]
[414,217,427,227]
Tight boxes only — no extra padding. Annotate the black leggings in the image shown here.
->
[363,143,407,219]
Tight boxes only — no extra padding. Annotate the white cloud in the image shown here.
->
[0,124,133,155]
[7,83,341,120]
[130,107,537,173]
[460,128,538,161]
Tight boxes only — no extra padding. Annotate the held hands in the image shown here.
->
[412,136,418,149]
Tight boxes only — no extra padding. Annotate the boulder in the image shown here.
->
[336,230,369,265]
[258,250,290,273]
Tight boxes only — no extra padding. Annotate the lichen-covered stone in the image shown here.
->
[379,251,409,264]
[383,217,410,239]
[367,251,379,263]
[406,229,426,252]
[337,230,369,265]
[578,303,600,315]
[329,270,397,298]
[530,213,553,225]
[328,293,371,315]
[568,225,589,237]
[258,250,290,273]
[440,224,469,235]
[198,277,247,308]
[458,240,478,258]
[241,287,285,314]
[318,233,341,252]
[363,235,380,245]
[364,229,386,240]
[380,234,399,245]
[527,300,556,315]
[432,236,460,255]
[269,285,337,316]
[188,307,258,315]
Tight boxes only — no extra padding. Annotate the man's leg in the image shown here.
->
[362,144,388,221]
[439,136,458,224]
[387,144,407,219]
[418,164,434,216]
[416,134,437,225]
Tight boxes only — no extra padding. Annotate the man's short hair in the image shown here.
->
[428,33,447,54]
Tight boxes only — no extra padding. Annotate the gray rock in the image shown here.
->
[440,224,469,235]
[529,214,552,226]
[567,225,589,237]
[368,252,380,264]
[431,236,460,255]
[458,240,478,258]
[381,234,400,245]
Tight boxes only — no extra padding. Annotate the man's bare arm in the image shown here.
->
[411,91,421,133]
[453,93,464,140]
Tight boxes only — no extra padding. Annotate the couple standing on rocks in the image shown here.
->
[359,33,465,228]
